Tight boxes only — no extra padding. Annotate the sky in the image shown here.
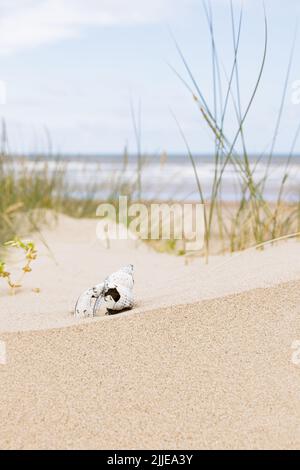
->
[0,0,300,155]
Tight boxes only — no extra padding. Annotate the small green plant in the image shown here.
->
[0,238,38,294]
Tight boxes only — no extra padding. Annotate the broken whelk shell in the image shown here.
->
[96,265,134,314]
[74,265,134,318]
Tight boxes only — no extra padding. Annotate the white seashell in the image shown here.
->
[74,265,134,318]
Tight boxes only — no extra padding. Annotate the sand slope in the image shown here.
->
[0,215,299,332]
[0,280,300,449]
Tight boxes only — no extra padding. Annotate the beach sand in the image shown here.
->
[0,214,299,332]
[0,215,300,449]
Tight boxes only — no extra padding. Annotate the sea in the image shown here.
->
[23,153,300,202]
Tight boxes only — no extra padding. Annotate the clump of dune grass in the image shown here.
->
[170,0,300,260]
[0,137,139,249]
[0,144,69,244]
[0,155,83,246]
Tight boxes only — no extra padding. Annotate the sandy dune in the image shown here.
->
[0,215,300,449]
[0,280,300,449]
[0,215,299,332]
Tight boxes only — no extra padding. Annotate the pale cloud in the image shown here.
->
[0,0,178,54]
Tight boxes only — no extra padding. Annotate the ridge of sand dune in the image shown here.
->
[0,214,299,332]
[0,280,299,449]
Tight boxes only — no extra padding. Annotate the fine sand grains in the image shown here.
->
[0,280,300,449]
